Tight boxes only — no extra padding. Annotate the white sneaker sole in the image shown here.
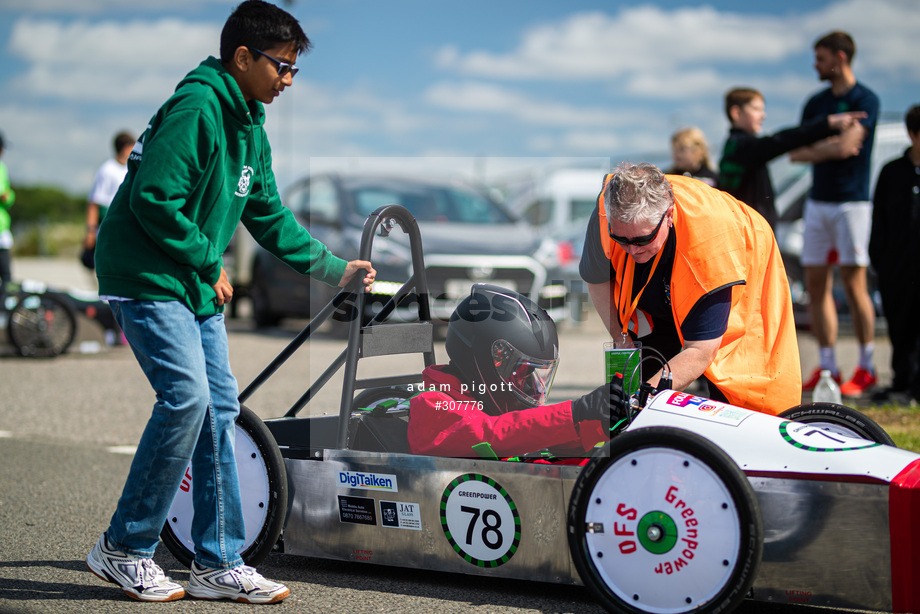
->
[86,549,185,602]
[187,585,290,604]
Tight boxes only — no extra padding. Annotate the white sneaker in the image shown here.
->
[86,534,185,602]
[187,562,290,604]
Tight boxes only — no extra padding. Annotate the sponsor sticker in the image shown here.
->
[661,392,749,425]
[338,495,377,525]
[337,470,398,492]
[380,501,422,531]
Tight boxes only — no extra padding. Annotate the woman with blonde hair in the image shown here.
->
[667,126,718,187]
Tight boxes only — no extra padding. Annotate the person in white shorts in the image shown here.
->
[791,30,879,397]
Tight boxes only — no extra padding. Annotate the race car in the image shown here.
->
[161,205,920,614]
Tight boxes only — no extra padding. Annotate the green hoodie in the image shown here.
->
[96,57,346,316]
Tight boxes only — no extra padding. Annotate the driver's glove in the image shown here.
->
[571,373,626,431]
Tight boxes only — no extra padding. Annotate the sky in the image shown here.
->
[0,0,917,196]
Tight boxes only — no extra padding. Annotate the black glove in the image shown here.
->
[572,374,626,428]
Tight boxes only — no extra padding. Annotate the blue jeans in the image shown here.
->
[106,300,244,569]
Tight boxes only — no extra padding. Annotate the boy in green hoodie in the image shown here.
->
[86,1,375,603]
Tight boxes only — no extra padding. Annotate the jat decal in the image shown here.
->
[338,471,399,492]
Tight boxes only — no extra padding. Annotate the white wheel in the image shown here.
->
[569,427,762,614]
[161,405,287,567]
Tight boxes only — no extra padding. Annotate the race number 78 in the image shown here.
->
[461,505,503,549]
[441,474,521,567]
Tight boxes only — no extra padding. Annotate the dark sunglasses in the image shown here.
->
[248,47,299,78]
[608,209,668,247]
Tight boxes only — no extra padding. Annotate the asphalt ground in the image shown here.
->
[0,258,890,614]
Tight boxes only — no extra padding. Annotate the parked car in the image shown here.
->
[248,174,569,329]
[503,167,604,237]
[502,168,609,325]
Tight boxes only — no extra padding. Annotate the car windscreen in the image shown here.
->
[570,198,597,225]
[348,184,513,225]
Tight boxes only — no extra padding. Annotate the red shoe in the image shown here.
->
[839,367,877,397]
[802,367,840,391]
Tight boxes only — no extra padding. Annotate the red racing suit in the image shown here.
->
[407,365,607,458]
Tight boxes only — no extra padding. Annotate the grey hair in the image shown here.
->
[604,162,674,225]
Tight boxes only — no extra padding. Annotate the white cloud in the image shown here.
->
[435,6,798,80]
[9,18,220,67]
[425,81,626,128]
[6,18,221,104]
[435,0,916,82]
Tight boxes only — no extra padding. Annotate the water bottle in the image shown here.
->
[812,369,841,404]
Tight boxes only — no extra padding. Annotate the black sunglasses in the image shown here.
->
[608,209,668,247]
[248,47,299,78]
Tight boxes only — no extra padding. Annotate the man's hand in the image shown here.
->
[338,260,377,291]
[212,267,233,306]
[83,230,97,250]
[836,121,866,158]
[791,120,866,163]
[827,111,867,132]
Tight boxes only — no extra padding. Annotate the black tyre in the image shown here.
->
[568,427,762,614]
[8,293,77,357]
[779,402,895,446]
[161,405,287,567]
[249,264,281,328]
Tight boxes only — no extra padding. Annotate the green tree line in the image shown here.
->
[9,184,85,223]
[8,183,86,256]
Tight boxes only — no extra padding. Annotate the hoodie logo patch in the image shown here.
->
[235,166,254,197]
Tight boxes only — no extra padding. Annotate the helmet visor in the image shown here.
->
[491,339,558,406]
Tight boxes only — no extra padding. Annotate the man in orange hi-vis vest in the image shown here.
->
[579,162,801,414]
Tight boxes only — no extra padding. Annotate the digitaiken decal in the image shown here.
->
[338,495,376,525]
[337,470,398,492]
[380,500,422,531]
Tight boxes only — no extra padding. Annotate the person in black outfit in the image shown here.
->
[869,104,920,404]
[718,87,865,228]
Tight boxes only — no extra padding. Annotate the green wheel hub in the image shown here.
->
[637,511,678,554]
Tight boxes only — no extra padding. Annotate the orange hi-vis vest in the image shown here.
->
[598,173,801,414]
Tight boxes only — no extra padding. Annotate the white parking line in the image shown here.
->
[107,445,137,455]
[0,431,11,438]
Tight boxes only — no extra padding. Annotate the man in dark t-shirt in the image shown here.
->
[789,31,880,397]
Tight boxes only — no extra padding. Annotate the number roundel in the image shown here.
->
[440,473,521,568]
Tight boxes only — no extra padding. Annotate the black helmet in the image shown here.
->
[445,284,559,414]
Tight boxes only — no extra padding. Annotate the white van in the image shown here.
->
[502,168,611,324]
[504,168,606,237]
